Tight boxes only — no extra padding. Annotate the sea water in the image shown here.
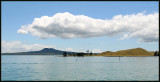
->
[1,55,159,81]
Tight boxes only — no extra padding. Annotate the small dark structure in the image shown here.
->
[62,50,93,57]
[89,51,93,56]
[63,52,67,57]
[154,51,159,56]
[77,53,84,56]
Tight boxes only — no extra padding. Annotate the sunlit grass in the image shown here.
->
[95,48,154,56]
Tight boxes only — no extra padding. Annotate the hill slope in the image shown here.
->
[96,48,153,56]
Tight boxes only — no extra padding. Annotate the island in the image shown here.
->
[1,48,77,55]
[95,48,159,57]
[1,47,159,57]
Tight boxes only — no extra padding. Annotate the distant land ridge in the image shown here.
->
[1,48,157,56]
[1,48,77,55]
[96,48,154,56]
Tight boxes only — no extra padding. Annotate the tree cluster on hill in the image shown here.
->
[63,50,93,57]
[154,51,159,56]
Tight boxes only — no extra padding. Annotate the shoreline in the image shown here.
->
[1,54,157,57]
[66,56,156,57]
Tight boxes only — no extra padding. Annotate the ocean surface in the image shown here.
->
[1,55,159,81]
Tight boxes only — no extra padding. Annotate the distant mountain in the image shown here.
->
[1,48,77,55]
[96,48,154,56]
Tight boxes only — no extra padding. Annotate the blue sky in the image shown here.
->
[2,1,159,53]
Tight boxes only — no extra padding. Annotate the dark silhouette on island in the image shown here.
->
[154,51,159,56]
[63,51,93,57]
[63,49,93,57]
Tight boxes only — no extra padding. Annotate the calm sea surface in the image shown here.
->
[1,55,159,81]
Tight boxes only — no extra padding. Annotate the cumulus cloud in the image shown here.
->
[17,12,159,42]
[2,40,56,53]
[92,49,102,53]
[119,33,129,40]
[65,48,103,53]
[66,48,74,52]
[2,40,101,53]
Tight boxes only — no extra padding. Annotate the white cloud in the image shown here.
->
[66,48,73,52]
[1,40,93,53]
[92,49,102,53]
[65,48,103,53]
[119,33,129,40]
[1,40,56,53]
[17,26,28,34]
[65,48,85,53]
[17,12,159,42]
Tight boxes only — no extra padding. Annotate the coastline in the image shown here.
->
[1,54,155,57]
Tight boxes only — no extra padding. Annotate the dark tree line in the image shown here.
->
[63,50,93,57]
[154,51,159,56]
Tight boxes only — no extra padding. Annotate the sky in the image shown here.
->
[1,1,159,53]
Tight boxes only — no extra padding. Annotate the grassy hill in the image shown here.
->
[96,48,154,56]
[149,51,155,56]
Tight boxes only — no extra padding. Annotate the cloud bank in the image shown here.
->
[2,40,56,53]
[92,49,102,53]
[17,12,159,42]
[2,40,103,53]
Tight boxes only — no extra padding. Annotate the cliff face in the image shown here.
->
[97,48,153,56]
